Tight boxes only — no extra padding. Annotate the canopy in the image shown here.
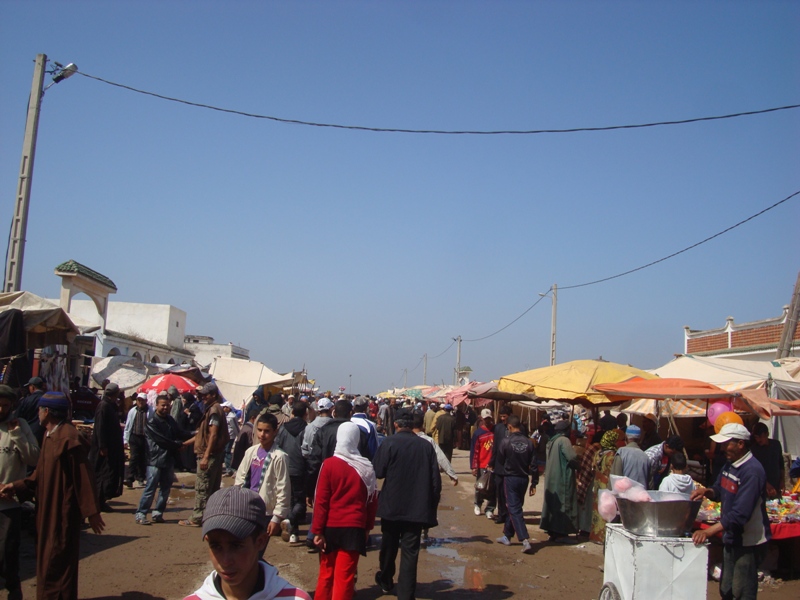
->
[208,356,293,406]
[594,377,735,401]
[497,359,657,406]
[0,291,80,348]
[91,355,153,392]
[653,355,800,399]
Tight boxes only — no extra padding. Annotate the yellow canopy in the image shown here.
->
[498,359,657,406]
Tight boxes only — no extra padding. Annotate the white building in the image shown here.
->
[184,335,250,369]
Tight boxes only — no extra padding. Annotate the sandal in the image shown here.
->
[178,519,201,527]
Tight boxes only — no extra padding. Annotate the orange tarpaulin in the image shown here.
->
[593,377,735,401]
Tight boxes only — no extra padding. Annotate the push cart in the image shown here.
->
[600,524,708,600]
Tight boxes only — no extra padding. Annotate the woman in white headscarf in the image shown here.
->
[311,422,378,600]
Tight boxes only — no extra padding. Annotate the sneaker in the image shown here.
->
[522,539,533,554]
[280,519,291,542]
[151,514,165,524]
[485,509,494,519]
[495,535,511,546]
[474,504,482,516]
[289,534,299,544]
[135,515,151,525]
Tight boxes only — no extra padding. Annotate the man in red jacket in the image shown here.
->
[470,410,495,519]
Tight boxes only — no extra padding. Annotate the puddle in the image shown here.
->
[426,545,462,560]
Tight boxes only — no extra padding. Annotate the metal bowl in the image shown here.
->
[616,491,702,538]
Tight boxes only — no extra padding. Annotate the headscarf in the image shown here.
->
[600,429,620,451]
[333,422,377,500]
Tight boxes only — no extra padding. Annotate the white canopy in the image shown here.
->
[0,291,81,347]
[208,356,293,407]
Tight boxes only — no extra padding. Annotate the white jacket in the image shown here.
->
[658,473,696,495]
[183,560,310,600]
[234,444,291,523]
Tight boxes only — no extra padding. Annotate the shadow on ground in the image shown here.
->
[84,594,166,600]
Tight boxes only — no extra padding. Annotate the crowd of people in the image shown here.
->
[0,376,795,600]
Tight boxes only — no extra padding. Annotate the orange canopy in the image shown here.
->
[593,377,736,401]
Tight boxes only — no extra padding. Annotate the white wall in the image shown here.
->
[63,299,187,346]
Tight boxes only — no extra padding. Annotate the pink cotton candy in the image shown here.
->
[598,490,618,522]
[613,477,634,493]
[626,488,652,502]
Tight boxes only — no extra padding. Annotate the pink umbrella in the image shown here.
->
[138,373,200,395]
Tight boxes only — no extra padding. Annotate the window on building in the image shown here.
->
[132,352,142,360]
[152,355,161,363]
[107,347,121,357]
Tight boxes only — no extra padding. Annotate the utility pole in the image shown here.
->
[453,335,462,385]
[4,55,47,292]
[423,353,427,386]
[403,368,408,388]
[549,284,558,366]
[776,272,800,359]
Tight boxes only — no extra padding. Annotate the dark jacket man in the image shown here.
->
[373,419,441,600]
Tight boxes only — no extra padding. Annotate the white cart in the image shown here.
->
[600,524,708,600]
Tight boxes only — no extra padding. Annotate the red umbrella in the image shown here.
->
[138,373,199,395]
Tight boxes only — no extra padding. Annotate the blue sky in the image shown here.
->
[1,1,798,393]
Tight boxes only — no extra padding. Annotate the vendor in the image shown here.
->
[691,422,770,600]
[750,422,785,499]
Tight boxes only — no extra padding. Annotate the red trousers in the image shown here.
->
[315,548,360,600]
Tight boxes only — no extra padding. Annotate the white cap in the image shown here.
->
[136,392,148,400]
[480,409,492,419]
[710,423,750,443]
[318,398,334,411]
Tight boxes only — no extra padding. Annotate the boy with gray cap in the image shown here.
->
[184,486,310,600]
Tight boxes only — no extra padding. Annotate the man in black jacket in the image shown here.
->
[135,392,190,524]
[495,415,538,554]
[488,405,512,524]
[373,408,441,600]
[275,401,308,543]
[89,383,125,512]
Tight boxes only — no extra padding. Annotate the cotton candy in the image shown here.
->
[598,490,619,522]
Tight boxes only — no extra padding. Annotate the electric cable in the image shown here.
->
[459,188,799,344]
[76,71,799,136]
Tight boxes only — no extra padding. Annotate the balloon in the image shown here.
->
[708,401,733,425]
[714,411,744,434]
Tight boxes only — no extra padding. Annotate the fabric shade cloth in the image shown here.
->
[593,377,735,401]
[498,359,657,407]
[0,291,80,347]
[138,373,199,395]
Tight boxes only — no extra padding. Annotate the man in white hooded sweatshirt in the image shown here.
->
[184,486,310,600]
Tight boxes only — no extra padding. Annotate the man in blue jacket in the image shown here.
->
[692,422,770,600]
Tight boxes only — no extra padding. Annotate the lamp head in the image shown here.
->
[52,63,78,83]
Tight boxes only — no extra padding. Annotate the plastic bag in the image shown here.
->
[609,475,639,494]
[598,489,619,522]
[620,487,652,502]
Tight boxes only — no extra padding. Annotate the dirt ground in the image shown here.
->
[15,449,800,599]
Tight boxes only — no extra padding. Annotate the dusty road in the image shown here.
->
[15,449,799,599]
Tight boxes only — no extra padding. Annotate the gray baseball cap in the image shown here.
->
[202,486,268,539]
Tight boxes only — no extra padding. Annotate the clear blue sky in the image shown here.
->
[1,1,798,393]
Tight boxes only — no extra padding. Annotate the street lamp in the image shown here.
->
[539,284,557,366]
[349,374,352,394]
[4,55,78,293]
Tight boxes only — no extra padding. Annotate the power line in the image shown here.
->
[460,188,799,343]
[463,292,551,343]
[560,189,800,290]
[428,340,456,359]
[76,71,799,136]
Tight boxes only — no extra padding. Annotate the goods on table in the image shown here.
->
[698,496,800,525]
[765,497,800,524]
[697,498,721,522]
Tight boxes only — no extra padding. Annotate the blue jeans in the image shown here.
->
[136,465,174,518]
[503,475,530,542]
